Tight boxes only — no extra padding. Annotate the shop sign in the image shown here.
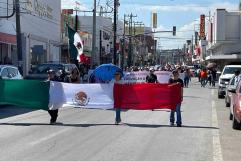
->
[25,0,53,19]
[200,15,205,39]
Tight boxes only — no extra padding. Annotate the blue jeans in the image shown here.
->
[201,78,207,87]
[115,108,121,122]
[170,103,182,125]
[184,77,190,87]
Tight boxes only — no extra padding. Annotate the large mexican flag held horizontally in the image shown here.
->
[0,80,182,110]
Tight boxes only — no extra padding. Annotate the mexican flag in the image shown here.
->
[0,80,181,111]
[67,25,83,62]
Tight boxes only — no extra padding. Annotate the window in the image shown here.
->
[223,67,241,75]
[1,68,8,77]
[8,68,18,77]
[33,64,63,74]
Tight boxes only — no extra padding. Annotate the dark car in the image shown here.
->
[25,63,78,80]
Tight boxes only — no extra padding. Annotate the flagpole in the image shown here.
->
[75,2,79,68]
[67,24,71,63]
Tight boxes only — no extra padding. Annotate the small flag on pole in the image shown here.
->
[75,1,81,6]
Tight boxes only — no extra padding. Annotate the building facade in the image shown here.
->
[77,16,124,66]
[0,0,61,75]
[206,9,241,68]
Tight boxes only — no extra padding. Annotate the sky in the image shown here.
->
[62,0,240,49]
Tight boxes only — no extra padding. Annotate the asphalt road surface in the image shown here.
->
[0,78,240,161]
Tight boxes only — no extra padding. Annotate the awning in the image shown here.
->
[0,32,16,45]
[205,54,241,60]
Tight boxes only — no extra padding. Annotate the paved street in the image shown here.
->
[0,79,240,161]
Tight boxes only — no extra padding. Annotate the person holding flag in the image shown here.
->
[169,70,184,127]
[110,71,124,125]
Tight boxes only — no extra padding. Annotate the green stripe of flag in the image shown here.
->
[68,25,78,60]
[0,80,50,110]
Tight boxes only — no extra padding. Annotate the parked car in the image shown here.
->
[228,81,241,129]
[25,63,78,80]
[225,76,236,107]
[218,65,241,98]
[0,65,23,79]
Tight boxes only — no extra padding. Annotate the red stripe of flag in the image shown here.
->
[114,83,181,110]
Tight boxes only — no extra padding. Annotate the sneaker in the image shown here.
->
[115,119,121,125]
[50,120,56,124]
[170,122,174,126]
[177,124,182,127]
[50,118,56,124]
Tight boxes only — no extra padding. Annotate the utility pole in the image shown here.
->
[113,0,117,65]
[126,13,137,67]
[75,9,78,31]
[133,21,143,65]
[91,0,97,68]
[99,30,102,64]
[16,0,22,62]
[74,8,79,68]
[121,14,126,69]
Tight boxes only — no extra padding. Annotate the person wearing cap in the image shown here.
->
[169,70,184,127]
[47,69,59,124]
[146,68,158,83]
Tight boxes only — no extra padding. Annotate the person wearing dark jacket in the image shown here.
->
[146,68,158,83]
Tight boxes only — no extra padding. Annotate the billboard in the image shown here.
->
[200,15,205,40]
[152,12,157,29]
[125,26,145,36]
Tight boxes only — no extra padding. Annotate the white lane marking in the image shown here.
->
[212,89,223,161]
[29,128,71,146]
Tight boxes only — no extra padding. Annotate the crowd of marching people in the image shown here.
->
[46,63,216,126]
[197,67,217,88]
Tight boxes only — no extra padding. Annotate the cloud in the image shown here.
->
[61,0,89,10]
[155,21,199,49]
[137,2,237,14]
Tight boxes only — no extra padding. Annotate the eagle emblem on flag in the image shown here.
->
[74,91,90,106]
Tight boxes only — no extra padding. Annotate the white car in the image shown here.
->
[0,65,23,79]
[218,65,241,98]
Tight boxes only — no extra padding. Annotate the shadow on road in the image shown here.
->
[0,122,219,129]
[0,105,35,119]
[123,123,219,129]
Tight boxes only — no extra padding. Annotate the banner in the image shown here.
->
[123,71,148,83]
[49,82,114,110]
[123,71,172,83]
[155,71,172,83]
[0,80,49,110]
[114,83,181,110]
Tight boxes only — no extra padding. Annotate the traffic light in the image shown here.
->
[173,26,176,36]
